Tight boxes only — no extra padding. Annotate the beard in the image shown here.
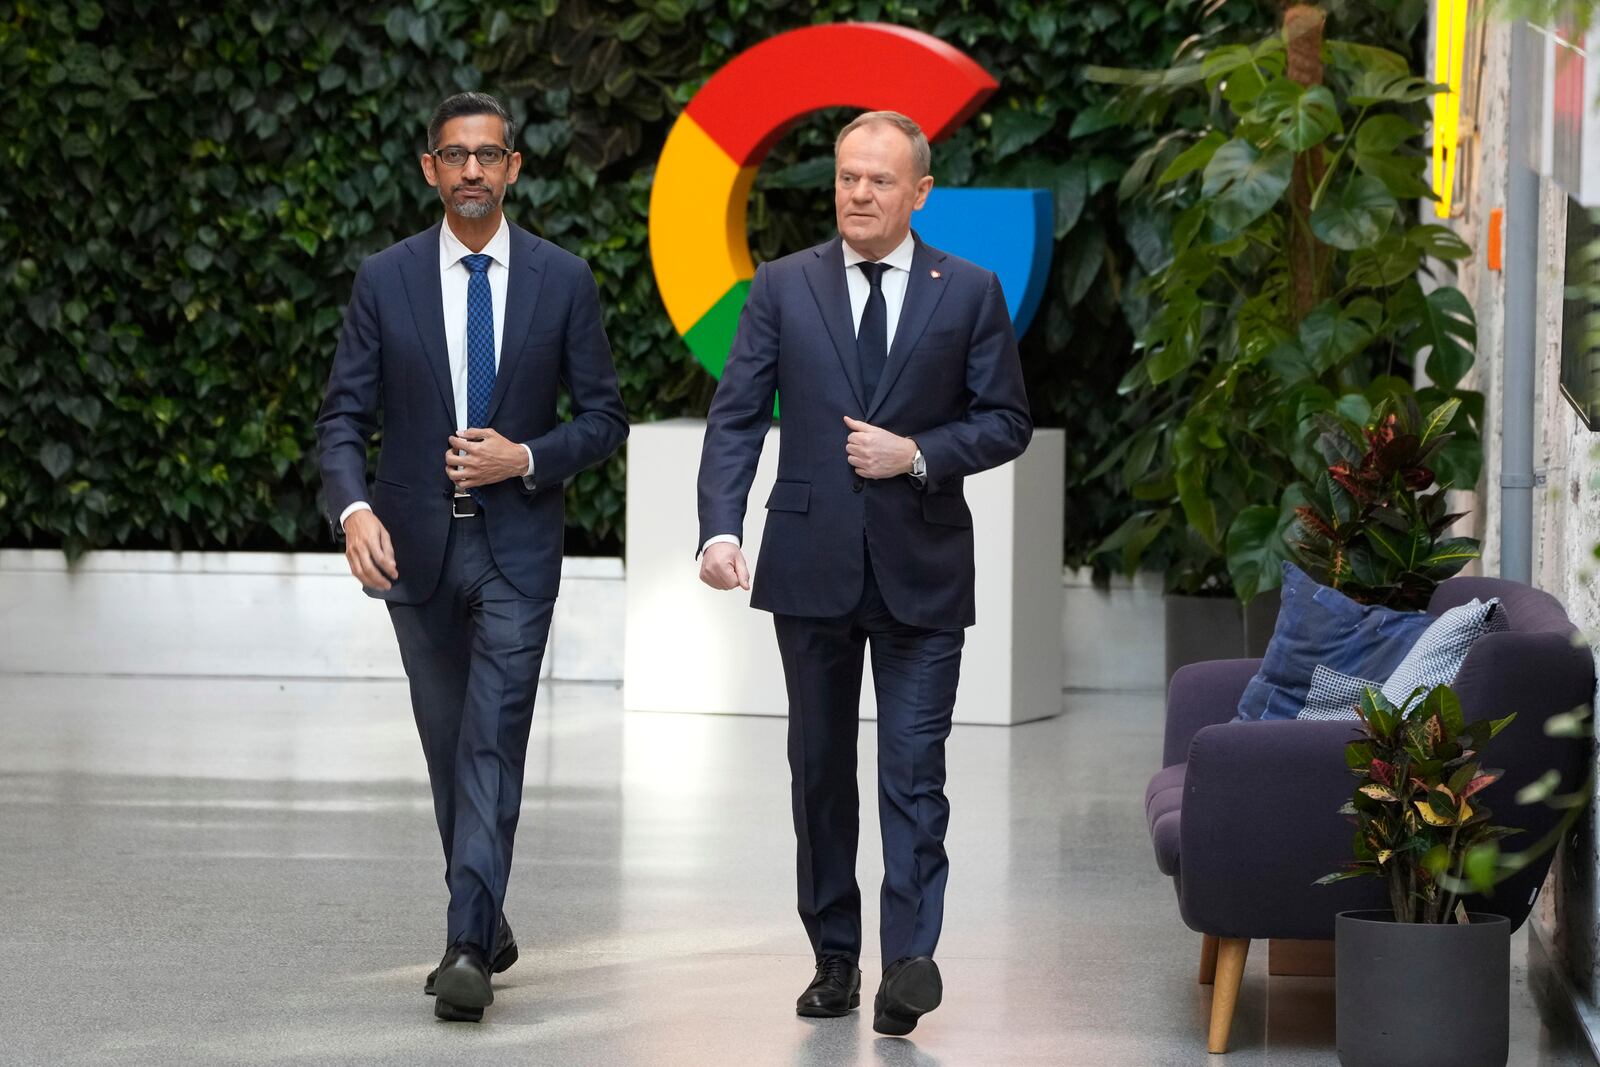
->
[448,185,500,219]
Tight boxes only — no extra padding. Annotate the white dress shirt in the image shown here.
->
[341,216,534,529]
[701,232,922,555]
[842,230,914,350]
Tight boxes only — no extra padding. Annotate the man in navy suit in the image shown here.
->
[696,111,1032,1035]
[317,92,627,1022]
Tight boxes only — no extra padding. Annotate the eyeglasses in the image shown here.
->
[431,145,511,168]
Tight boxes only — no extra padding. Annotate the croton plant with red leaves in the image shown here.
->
[1318,684,1518,924]
[1290,396,1481,610]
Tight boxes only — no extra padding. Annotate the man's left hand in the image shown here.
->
[445,428,529,490]
[843,416,916,479]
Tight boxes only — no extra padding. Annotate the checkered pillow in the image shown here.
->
[1299,664,1381,721]
[1296,598,1508,720]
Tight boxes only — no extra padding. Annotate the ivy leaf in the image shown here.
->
[383,8,408,45]
[1059,221,1107,306]
[1068,105,1120,139]
[990,107,1054,161]
[41,443,74,479]
[1053,159,1089,238]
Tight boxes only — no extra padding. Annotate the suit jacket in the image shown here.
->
[697,234,1032,630]
[317,221,628,605]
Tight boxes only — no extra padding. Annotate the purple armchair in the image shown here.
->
[1145,577,1594,1053]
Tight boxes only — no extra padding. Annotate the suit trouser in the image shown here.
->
[772,552,964,965]
[386,516,554,953]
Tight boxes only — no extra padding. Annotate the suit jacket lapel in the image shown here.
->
[868,236,950,419]
[485,224,545,425]
[399,223,457,427]
[802,238,868,412]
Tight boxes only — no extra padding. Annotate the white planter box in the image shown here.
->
[622,419,1066,726]
[0,549,623,683]
[0,440,1166,702]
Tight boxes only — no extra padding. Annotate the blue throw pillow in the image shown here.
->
[1297,597,1508,720]
[1235,562,1434,721]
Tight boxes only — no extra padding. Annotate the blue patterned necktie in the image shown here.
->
[856,260,889,404]
[462,253,495,429]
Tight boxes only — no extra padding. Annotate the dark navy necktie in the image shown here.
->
[856,261,888,404]
[462,253,495,429]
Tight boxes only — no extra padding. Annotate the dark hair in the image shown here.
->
[427,92,515,151]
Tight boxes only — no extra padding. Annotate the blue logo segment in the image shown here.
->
[913,188,1053,336]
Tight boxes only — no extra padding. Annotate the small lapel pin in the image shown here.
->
[930,269,942,279]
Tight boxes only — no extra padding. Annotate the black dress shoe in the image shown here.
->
[796,955,861,1018]
[426,915,518,995]
[432,942,493,1022]
[873,956,942,1036]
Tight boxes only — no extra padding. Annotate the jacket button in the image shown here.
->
[852,478,864,493]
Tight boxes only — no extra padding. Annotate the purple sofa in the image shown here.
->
[1145,577,1594,1052]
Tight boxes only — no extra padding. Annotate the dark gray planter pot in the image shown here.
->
[1164,593,1281,684]
[1335,910,1509,1067]
[1243,592,1280,658]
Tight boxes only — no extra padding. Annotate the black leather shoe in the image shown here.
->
[431,942,493,1022]
[873,956,942,1036]
[426,915,517,995]
[796,955,861,1018]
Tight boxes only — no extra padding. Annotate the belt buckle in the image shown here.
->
[451,493,478,519]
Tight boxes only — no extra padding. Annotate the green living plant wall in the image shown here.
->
[4,0,1313,558]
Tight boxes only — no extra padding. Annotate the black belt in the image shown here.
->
[451,493,480,519]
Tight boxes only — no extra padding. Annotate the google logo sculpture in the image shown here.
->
[648,23,1054,381]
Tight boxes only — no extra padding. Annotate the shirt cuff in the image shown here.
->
[520,444,536,490]
[701,534,741,555]
[339,501,372,529]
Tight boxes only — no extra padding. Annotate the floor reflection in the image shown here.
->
[0,676,1589,1065]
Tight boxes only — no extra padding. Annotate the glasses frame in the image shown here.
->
[430,144,513,168]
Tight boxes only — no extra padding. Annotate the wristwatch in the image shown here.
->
[910,448,926,480]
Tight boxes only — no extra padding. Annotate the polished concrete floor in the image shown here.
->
[0,675,1591,1066]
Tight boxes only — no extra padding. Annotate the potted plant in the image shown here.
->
[1320,684,1589,1066]
[1087,9,1485,675]
[1284,394,1481,610]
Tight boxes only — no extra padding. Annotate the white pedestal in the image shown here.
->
[623,419,1064,726]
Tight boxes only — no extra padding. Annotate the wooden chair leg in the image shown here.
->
[1199,934,1219,985]
[1208,937,1250,1054]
